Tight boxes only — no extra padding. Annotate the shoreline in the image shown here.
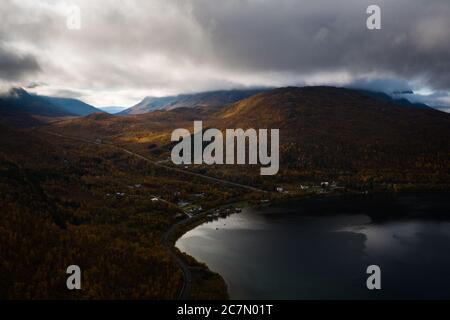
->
[166,189,450,299]
[164,190,356,300]
[163,197,250,300]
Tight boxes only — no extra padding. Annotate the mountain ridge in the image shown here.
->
[120,89,270,115]
[48,86,450,185]
[0,87,103,127]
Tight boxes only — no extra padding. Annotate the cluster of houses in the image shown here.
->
[173,190,208,216]
[275,181,345,194]
[208,206,242,219]
[186,205,202,214]
[175,194,202,215]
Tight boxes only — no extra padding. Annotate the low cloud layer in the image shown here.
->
[0,0,449,107]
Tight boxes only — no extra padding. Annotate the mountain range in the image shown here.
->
[1,86,446,127]
[119,89,269,115]
[48,86,450,186]
[2,85,450,185]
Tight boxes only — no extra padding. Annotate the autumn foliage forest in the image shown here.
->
[1,86,449,299]
[0,124,237,299]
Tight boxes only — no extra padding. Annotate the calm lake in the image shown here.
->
[176,193,450,299]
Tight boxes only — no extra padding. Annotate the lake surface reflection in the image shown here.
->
[176,193,450,299]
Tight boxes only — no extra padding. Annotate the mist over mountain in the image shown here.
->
[0,88,102,127]
[1,88,71,117]
[355,90,432,110]
[120,89,269,115]
[50,86,450,185]
[119,85,445,116]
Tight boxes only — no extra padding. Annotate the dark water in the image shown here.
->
[176,193,450,299]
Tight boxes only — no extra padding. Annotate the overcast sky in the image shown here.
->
[1,0,449,109]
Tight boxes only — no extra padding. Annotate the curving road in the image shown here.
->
[161,215,192,299]
[40,130,267,299]
[42,131,267,193]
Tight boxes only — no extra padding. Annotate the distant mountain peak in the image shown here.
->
[0,87,103,127]
[6,87,29,98]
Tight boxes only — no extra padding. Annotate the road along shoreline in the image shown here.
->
[164,198,249,300]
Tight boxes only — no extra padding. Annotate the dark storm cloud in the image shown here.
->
[189,0,450,90]
[0,45,40,81]
[0,0,449,106]
[52,89,84,99]
[26,81,48,89]
[347,78,413,93]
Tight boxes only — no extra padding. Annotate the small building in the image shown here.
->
[276,187,284,193]
[151,197,159,202]
[177,200,190,207]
